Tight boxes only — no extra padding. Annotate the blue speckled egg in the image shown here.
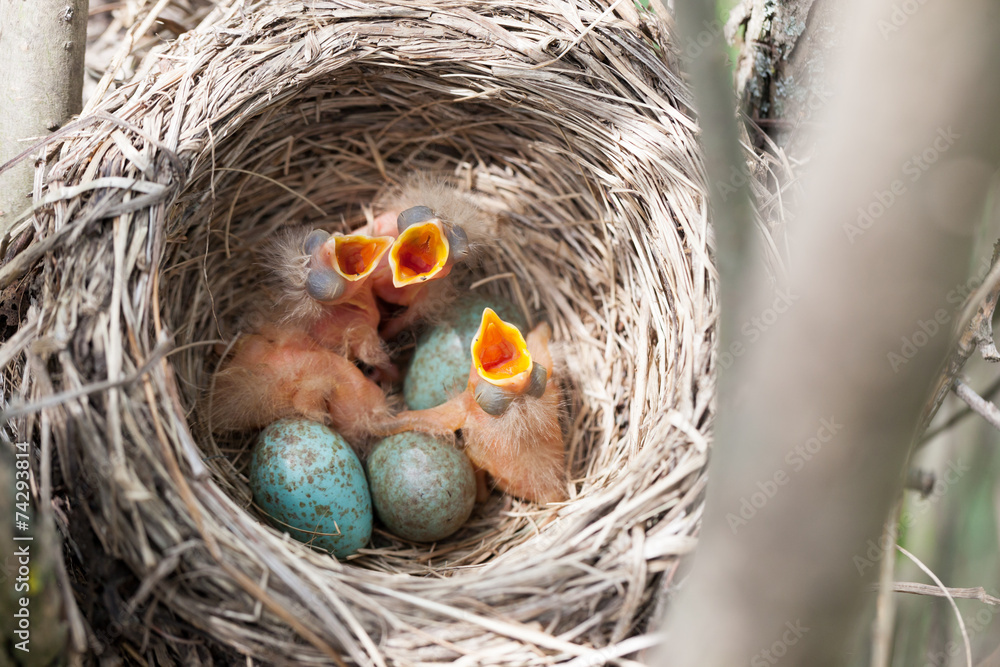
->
[404,294,527,409]
[367,432,476,542]
[250,419,372,557]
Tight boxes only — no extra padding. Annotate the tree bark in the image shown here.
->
[0,0,88,236]
[727,0,840,156]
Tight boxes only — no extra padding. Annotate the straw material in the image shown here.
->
[2,0,715,663]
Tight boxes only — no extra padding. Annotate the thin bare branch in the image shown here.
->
[918,244,1000,436]
[972,241,1000,361]
[953,378,1000,433]
[876,582,1000,606]
[920,373,1000,443]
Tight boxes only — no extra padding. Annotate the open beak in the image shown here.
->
[304,232,392,303]
[472,308,533,393]
[330,234,393,282]
[388,220,451,288]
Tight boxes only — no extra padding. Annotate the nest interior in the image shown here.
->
[2,1,715,664]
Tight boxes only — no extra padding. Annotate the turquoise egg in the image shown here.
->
[367,432,476,542]
[404,294,527,409]
[250,418,372,558]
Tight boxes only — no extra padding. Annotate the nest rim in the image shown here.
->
[2,1,715,664]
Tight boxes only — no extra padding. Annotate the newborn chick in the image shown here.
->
[266,228,395,373]
[208,323,397,449]
[384,308,567,504]
[360,177,496,339]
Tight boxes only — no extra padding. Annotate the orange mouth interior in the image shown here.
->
[390,222,449,286]
[333,235,393,281]
[472,309,532,386]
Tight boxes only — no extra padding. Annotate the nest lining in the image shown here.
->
[2,1,716,664]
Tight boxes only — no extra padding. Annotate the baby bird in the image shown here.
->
[360,177,496,339]
[384,308,567,504]
[266,227,395,373]
[208,323,398,449]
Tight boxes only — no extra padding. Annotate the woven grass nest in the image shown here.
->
[2,0,715,664]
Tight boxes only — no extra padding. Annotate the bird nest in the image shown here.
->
[1,1,715,664]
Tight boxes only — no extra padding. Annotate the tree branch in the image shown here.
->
[659,0,1000,663]
[953,378,1000,433]
[875,581,1000,607]
[917,243,1000,437]
[0,0,89,236]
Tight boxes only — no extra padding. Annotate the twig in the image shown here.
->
[953,378,1000,433]
[970,240,1000,362]
[916,242,1000,438]
[875,581,1000,606]
[920,373,1000,443]
[897,545,972,667]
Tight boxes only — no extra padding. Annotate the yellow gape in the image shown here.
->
[472,308,533,391]
[389,220,450,287]
[331,234,393,281]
